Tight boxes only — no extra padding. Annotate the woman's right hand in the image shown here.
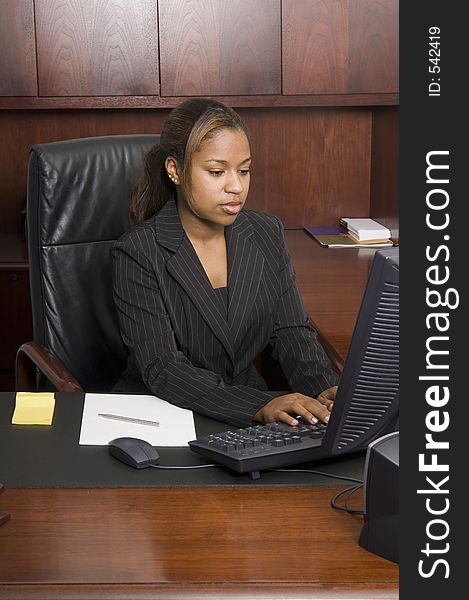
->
[253,392,332,427]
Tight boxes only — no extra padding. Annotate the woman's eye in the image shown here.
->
[209,170,224,176]
[240,169,251,176]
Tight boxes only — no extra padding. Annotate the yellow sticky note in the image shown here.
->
[12,392,56,425]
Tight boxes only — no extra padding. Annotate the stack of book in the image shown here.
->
[304,218,394,248]
[339,218,392,245]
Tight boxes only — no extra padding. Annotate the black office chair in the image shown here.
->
[16,134,159,392]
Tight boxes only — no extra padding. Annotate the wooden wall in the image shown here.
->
[0,0,399,235]
[282,0,398,95]
[0,106,376,233]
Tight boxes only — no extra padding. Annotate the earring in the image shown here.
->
[167,172,178,184]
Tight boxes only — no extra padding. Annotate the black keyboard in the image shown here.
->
[188,421,327,479]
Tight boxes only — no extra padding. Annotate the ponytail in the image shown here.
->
[129,143,175,225]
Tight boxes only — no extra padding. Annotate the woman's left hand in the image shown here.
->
[316,386,337,412]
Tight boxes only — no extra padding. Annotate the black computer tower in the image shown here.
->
[359,431,399,563]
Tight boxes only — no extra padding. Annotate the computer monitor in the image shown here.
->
[322,247,399,457]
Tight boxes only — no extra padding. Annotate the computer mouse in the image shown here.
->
[108,437,160,469]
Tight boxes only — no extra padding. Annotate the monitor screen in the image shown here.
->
[322,247,399,456]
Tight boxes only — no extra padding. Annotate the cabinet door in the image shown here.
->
[0,0,37,96]
[283,0,398,95]
[0,270,32,391]
[159,0,281,96]
[35,0,159,96]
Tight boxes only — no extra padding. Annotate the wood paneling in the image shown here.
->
[370,106,399,239]
[159,0,281,96]
[0,0,37,96]
[283,0,398,95]
[0,0,398,105]
[348,0,399,93]
[35,0,159,96]
[0,92,398,110]
[0,107,371,233]
[283,0,348,95]
[241,107,371,228]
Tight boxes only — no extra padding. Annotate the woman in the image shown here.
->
[112,98,338,428]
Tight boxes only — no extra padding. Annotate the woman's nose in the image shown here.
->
[225,171,244,194]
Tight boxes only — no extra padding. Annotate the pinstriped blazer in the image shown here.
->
[112,200,338,427]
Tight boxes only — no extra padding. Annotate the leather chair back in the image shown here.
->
[27,134,159,391]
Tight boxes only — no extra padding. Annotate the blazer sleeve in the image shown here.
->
[267,218,340,396]
[112,238,279,427]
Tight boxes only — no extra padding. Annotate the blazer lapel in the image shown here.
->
[156,201,235,362]
[226,215,264,347]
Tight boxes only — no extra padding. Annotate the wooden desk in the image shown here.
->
[0,486,398,599]
[0,234,398,598]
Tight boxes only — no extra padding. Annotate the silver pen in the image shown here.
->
[98,413,159,427]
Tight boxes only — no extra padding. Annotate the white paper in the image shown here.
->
[79,393,196,446]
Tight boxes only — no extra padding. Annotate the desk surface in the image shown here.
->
[286,230,375,360]
[0,236,398,599]
[0,392,366,488]
[0,485,398,599]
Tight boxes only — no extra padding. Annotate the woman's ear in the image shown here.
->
[165,157,180,185]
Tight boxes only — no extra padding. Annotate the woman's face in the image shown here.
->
[181,128,251,228]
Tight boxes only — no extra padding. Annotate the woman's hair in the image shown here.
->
[130,98,250,224]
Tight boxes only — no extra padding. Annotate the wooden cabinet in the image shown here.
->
[0,0,398,106]
[35,0,159,96]
[159,0,281,96]
[282,0,398,95]
[0,0,37,96]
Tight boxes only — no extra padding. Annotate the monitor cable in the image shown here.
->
[330,483,364,516]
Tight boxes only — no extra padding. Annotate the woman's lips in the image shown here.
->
[221,202,242,215]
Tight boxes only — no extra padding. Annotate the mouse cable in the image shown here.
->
[271,469,364,514]
[149,463,217,470]
[269,468,363,485]
[330,483,364,516]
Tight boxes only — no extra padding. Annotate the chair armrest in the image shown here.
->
[15,341,83,392]
[310,318,345,375]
